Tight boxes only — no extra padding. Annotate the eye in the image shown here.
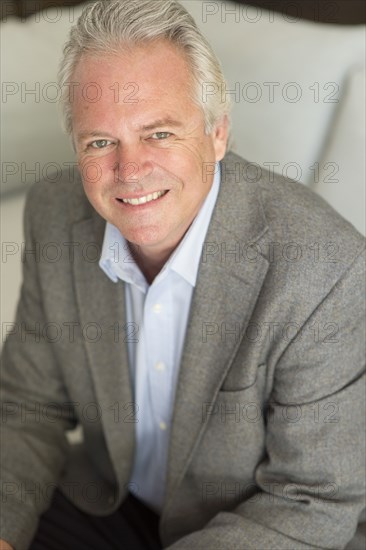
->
[89,139,113,149]
[150,132,172,140]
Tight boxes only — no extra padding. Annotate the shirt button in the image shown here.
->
[152,303,162,313]
[155,362,166,372]
[159,421,167,431]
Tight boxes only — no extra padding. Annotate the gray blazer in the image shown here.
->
[1,151,365,550]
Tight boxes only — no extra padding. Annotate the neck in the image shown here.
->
[128,243,174,285]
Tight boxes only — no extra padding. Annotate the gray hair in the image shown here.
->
[58,0,231,136]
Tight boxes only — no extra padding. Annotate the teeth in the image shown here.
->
[122,190,166,206]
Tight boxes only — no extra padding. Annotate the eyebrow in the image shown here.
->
[139,118,183,131]
[76,130,115,142]
[76,118,183,142]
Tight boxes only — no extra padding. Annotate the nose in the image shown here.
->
[113,142,153,185]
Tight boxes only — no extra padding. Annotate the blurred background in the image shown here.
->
[1,0,365,346]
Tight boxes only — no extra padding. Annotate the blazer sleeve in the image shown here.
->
[0,185,78,550]
[165,247,366,549]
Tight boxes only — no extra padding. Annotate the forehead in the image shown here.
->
[72,40,194,101]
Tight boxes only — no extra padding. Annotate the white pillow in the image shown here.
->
[181,1,365,185]
[312,66,365,235]
[1,6,84,195]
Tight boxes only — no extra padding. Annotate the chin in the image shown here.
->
[118,226,166,248]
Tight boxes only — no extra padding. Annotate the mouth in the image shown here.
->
[116,190,169,206]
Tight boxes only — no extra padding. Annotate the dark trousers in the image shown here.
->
[29,489,162,550]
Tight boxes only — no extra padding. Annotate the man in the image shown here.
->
[1,0,365,549]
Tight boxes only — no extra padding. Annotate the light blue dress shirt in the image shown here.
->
[99,164,221,512]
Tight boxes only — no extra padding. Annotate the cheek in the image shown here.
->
[79,164,103,204]
[79,156,111,195]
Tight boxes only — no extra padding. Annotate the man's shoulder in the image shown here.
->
[221,151,365,260]
[24,168,94,236]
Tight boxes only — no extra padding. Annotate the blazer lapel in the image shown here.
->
[163,153,270,514]
[71,210,135,491]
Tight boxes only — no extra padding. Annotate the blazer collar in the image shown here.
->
[162,151,270,518]
[71,202,134,498]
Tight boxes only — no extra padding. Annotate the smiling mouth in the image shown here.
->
[117,190,168,206]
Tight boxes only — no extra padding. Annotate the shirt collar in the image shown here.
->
[99,162,221,290]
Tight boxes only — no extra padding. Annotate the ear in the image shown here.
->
[212,115,229,162]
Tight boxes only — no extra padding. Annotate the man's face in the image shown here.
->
[71,40,228,260]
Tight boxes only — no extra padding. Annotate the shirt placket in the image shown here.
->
[144,280,174,433]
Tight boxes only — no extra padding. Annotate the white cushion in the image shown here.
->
[312,66,365,235]
[181,1,365,186]
[1,6,82,195]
